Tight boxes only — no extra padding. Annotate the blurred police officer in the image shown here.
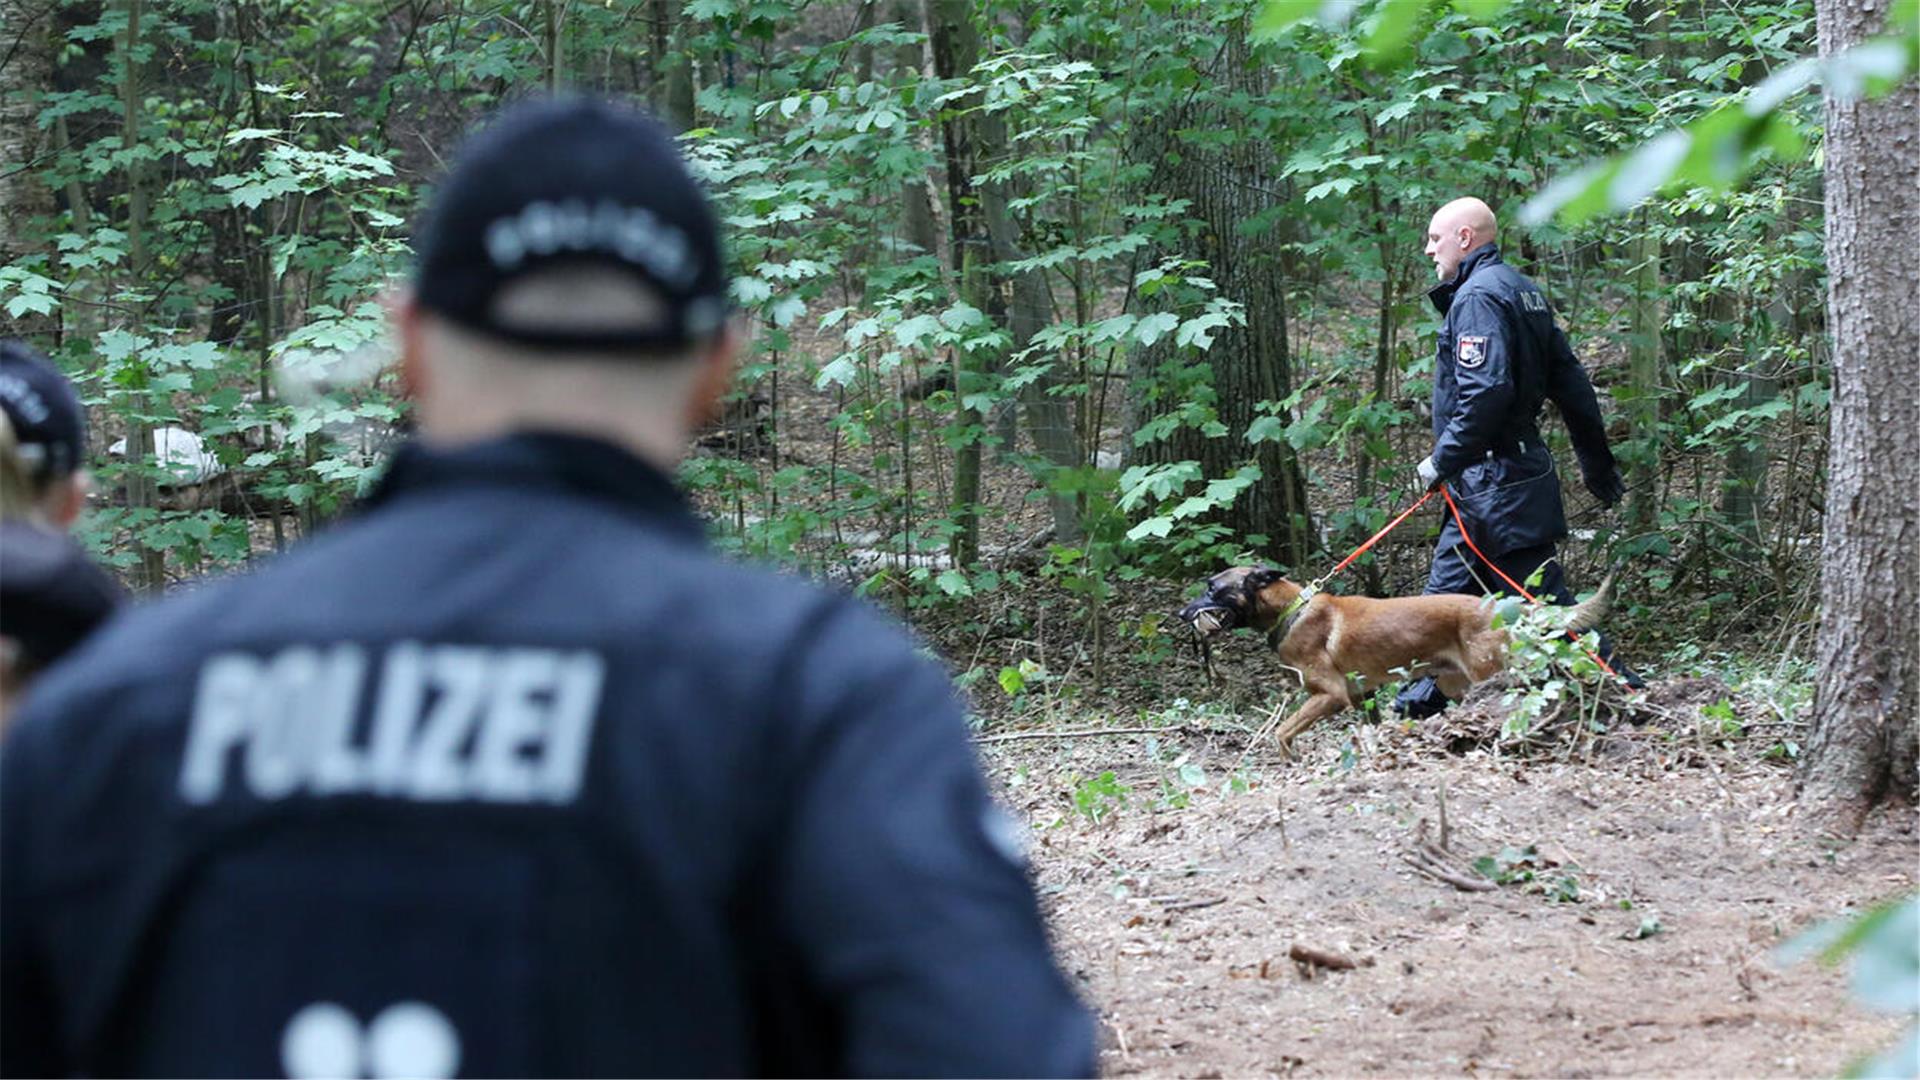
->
[0,339,94,532]
[1,97,1095,1078]
[1397,197,1638,718]
[0,342,122,726]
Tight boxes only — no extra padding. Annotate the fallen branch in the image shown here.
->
[972,724,1196,744]
[1401,813,1499,893]
[1158,895,1228,913]
[1400,852,1499,892]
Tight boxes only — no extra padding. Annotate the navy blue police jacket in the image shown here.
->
[1,432,1095,1079]
[1427,245,1617,558]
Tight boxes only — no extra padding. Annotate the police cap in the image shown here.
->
[412,96,730,353]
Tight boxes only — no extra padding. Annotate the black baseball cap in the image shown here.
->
[413,96,731,353]
[0,340,87,486]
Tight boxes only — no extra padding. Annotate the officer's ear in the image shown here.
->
[683,320,744,431]
[387,288,430,403]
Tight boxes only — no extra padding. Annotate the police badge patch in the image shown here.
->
[1457,335,1488,367]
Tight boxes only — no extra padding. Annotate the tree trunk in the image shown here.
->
[1716,337,1773,551]
[1797,0,1920,832]
[1625,221,1663,536]
[651,0,696,131]
[895,0,940,261]
[926,0,988,565]
[1,0,56,334]
[1127,21,1313,567]
[118,0,166,592]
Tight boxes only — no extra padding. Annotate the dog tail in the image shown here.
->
[1565,571,1615,635]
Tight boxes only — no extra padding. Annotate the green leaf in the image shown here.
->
[893,314,943,347]
[935,568,973,597]
[1849,898,1919,1014]
[1251,0,1330,39]
[1826,39,1914,101]
[815,355,859,388]
[1363,0,1429,67]
[1607,130,1690,210]
[768,295,806,328]
[1133,312,1179,346]
[1305,176,1359,202]
[732,277,773,305]
[1126,515,1175,541]
[1245,415,1286,445]
[997,665,1026,696]
[1450,0,1509,18]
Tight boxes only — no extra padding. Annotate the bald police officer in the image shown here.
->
[1,97,1094,1078]
[1397,197,1638,718]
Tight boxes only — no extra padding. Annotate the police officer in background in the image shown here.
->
[2,97,1094,1078]
[0,341,122,726]
[0,339,96,532]
[1396,196,1640,719]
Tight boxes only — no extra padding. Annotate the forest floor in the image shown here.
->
[990,720,1914,1078]
[940,585,1917,1078]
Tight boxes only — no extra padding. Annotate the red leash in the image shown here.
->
[1314,488,1435,586]
[1438,484,1621,680]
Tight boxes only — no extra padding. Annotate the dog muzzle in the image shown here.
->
[1176,599,1239,636]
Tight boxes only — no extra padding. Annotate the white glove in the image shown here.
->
[1416,456,1441,492]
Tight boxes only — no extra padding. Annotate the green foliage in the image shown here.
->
[1069,770,1131,824]
[1777,895,1920,1079]
[1471,844,1581,902]
[1524,0,1918,224]
[0,0,1843,693]
[1486,596,1616,740]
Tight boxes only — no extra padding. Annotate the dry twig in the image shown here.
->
[972,724,1198,744]
[1401,810,1499,892]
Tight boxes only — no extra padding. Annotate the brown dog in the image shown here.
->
[1177,567,1612,750]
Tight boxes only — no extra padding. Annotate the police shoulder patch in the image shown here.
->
[1457,335,1488,367]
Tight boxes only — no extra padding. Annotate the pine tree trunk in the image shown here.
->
[1127,22,1312,566]
[1797,0,1920,832]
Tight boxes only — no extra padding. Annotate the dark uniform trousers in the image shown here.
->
[1393,244,1622,719]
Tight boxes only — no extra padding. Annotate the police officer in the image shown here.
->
[0,342,122,726]
[0,339,95,532]
[1396,197,1638,719]
[1,97,1095,1078]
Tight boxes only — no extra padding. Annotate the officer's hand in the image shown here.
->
[1584,466,1626,507]
[1415,456,1442,493]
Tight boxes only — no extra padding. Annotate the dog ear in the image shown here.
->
[1245,567,1282,591]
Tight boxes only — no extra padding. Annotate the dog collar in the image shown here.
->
[1267,586,1317,650]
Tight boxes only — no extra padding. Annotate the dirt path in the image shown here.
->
[984,719,1917,1078]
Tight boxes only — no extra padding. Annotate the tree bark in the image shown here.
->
[895,0,940,260]
[925,0,1083,554]
[1127,20,1313,567]
[926,0,988,565]
[1,0,56,334]
[1625,221,1663,536]
[1797,0,1920,832]
[118,0,166,592]
[651,0,696,131]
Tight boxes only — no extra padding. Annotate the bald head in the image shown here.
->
[1424,197,1499,282]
